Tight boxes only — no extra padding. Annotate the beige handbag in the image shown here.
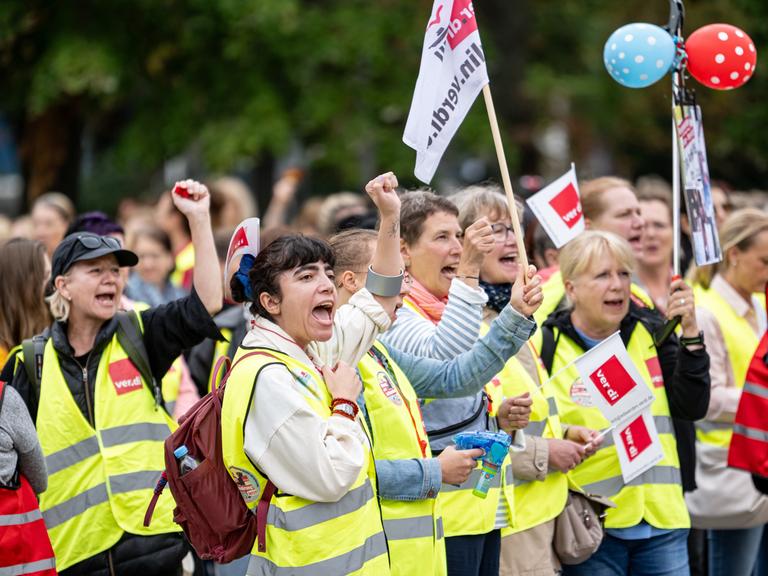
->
[553,490,616,565]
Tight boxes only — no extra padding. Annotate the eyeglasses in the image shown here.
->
[76,235,122,250]
[491,223,514,242]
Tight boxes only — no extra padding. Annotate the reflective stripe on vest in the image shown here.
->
[221,348,389,575]
[36,331,178,571]
[358,341,446,576]
[498,342,569,535]
[246,532,388,576]
[0,558,57,576]
[694,284,761,448]
[539,323,689,530]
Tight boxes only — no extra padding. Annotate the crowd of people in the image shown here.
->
[1,170,767,576]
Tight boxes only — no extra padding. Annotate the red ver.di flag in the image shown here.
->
[525,164,584,248]
[224,217,260,289]
[613,410,664,484]
[403,0,489,184]
[574,332,655,426]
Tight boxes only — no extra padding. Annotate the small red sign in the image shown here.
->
[645,356,664,388]
[108,358,143,395]
[620,415,653,461]
[589,355,637,406]
[226,226,249,263]
[548,183,583,229]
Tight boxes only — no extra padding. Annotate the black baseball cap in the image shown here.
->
[51,232,139,280]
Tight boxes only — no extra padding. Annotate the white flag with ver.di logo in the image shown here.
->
[613,409,664,484]
[525,164,584,248]
[403,0,489,184]
[573,332,655,427]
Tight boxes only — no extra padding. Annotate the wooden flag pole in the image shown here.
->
[481,84,530,274]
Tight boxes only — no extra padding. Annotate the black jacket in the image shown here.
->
[1,289,222,576]
[186,304,248,398]
[541,302,711,492]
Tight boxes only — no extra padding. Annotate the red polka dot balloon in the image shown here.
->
[686,24,757,90]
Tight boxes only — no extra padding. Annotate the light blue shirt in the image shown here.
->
[360,304,536,501]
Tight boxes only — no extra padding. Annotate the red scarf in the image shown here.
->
[406,277,448,324]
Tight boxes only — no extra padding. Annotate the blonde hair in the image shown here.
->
[33,192,76,223]
[329,229,377,278]
[689,208,768,289]
[47,288,71,322]
[580,177,636,221]
[449,184,523,230]
[559,230,636,284]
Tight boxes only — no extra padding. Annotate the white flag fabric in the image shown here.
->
[525,164,584,248]
[613,410,664,484]
[573,332,655,426]
[403,0,489,184]
[224,217,260,288]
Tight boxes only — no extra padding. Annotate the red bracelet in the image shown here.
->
[331,398,359,416]
[332,409,357,422]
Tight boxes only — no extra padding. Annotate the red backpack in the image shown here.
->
[144,353,276,563]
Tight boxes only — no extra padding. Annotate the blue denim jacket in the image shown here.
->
[359,304,536,501]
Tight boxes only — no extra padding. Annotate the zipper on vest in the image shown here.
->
[74,354,95,427]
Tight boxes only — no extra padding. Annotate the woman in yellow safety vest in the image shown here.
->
[451,185,604,575]
[685,208,768,576]
[537,231,710,576]
[220,172,403,575]
[0,180,224,575]
[331,227,543,576]
[381,190,541,576]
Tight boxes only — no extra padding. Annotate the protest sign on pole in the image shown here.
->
[224,217,260,294]
[612,410,664,484]
[525,164,584,248]
[403,0,489,185]
[403,0,529,271]
[574,332,655,426]
[674,104,722,266]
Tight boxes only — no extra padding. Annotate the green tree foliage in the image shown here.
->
[0,0,765,209]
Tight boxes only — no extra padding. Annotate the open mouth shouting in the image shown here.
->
[311,300,335,327]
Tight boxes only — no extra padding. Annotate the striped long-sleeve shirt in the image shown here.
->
[381,278,488,361]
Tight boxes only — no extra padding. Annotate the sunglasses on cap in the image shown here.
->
[75,235,122,250]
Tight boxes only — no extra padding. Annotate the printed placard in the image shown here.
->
[526,164,584,248]
[109,358,143,395]
[224,217,261,290]
[613,410,664,484]
[574,332,655,426]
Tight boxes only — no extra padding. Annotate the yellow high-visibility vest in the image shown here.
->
[358,341,446,576]
[170,242,195,289]
[500,342,569,535]
[36,329,178,571]
[221,347,390,575]
[693,284,762,448]
[535,323,689,530]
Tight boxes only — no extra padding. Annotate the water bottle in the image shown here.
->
[174,445,198,476]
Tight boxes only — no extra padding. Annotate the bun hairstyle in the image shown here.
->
[230,234,335,321]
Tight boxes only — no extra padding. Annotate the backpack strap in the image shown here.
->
[256,480,277,553]
[116,311,162,409]
[539,325,558,375]
[21,335,47,404]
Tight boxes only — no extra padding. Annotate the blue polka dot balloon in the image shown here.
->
[604,23,676,88]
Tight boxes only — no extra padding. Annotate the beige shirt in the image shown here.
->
[239,288,391,502]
